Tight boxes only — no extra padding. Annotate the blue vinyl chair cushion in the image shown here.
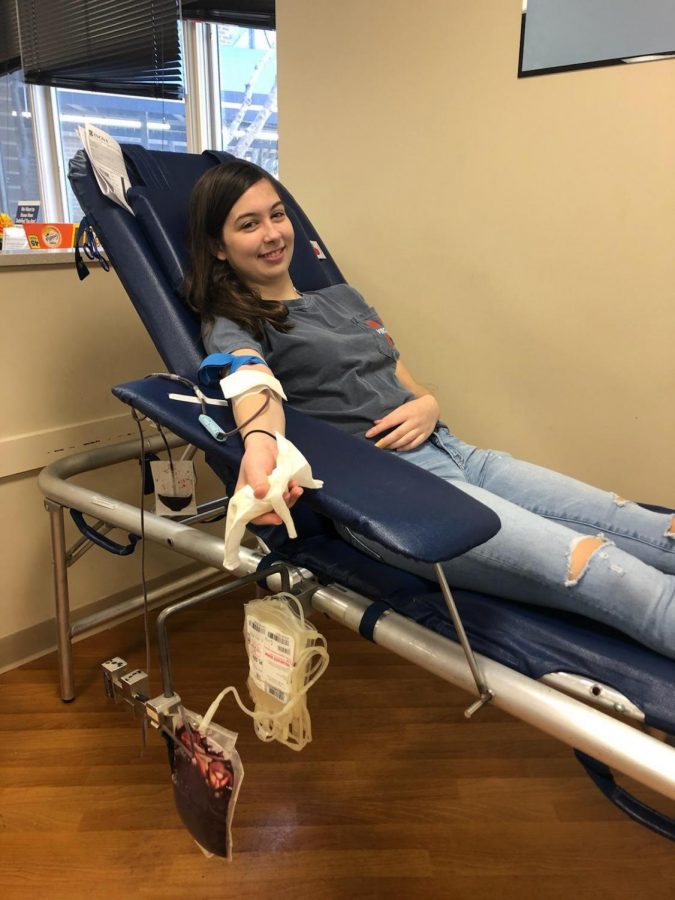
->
[112,376,501,564]
[126,185,194,293]
[68,151,205,378]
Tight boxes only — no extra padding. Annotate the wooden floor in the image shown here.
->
[2,591,674,900]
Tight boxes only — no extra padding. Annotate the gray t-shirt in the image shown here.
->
[203,283,415,436]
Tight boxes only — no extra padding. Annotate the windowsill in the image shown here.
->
[0,249,91,268]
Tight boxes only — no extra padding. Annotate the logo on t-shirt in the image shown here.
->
[365,318,395,347]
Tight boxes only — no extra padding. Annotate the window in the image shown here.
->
[216,25,278,176]
[55,89,187,221]
[1,17,279,236]
[0,70,40,216]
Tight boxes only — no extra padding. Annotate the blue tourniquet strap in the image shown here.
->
[198,352,266,387]
[359,601,392,642]
[574,750,675,841]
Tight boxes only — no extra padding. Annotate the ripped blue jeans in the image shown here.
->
[338,427,675,659]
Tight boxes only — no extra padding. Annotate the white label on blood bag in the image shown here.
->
[246,614,295,702]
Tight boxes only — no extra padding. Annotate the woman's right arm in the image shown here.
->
[228,348,303,525]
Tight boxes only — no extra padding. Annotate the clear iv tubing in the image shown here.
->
[199,594,329,751]
[146,372,272,442]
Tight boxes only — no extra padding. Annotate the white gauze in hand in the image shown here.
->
[223,433,324,570]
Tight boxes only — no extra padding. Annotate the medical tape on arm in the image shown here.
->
[219,369,287,403]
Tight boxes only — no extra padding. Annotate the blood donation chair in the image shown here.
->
[38,145,675,842]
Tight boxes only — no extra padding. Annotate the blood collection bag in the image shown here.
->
[164,595,328,858]
[165,707,243,860]
[243,594,329,750]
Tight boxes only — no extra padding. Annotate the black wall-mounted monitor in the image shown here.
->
[519,0,675,77]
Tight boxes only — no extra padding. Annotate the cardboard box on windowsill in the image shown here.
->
[23,222,78,250]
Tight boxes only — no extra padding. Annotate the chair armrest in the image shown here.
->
[112,377,501,564]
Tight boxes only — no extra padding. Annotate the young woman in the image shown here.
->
[184,160,675,660]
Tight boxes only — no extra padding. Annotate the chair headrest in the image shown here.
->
[70,145,345,377]
[127,185,193,293]
[127,182,344,296]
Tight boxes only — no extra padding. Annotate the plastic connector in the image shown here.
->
[198,413,227,442]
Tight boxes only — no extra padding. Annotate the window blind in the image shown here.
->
[17,0,184,99]
[181,1,275,30]
[0,0,21,74]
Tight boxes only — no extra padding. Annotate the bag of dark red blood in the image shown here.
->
[164,709,244,859]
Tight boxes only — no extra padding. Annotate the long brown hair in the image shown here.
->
[183,160,292,341]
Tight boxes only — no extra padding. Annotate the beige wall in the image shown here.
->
[0,261,220,661]
[277,0,674,507]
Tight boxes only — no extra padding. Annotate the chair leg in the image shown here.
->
[434,562,493,717]
[45,501,75,702]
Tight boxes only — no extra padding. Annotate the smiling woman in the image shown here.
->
[184,160,296,340]
[182,157,675,661]
[215,180,296,299]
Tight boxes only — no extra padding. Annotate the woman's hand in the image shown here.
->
[364,394,439,452]
[235,432,303,525]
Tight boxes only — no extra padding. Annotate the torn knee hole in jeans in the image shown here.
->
[613,495,674,539]
[564,534,613,587]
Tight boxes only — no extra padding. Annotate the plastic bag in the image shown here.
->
[165,707,244,860]
[243,594,328,750]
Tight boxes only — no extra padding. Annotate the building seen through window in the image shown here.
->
[0,70,40,218]
[54,25,278,220]
[217,26,278,177]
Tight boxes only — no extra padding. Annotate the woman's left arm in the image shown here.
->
[364,359,440,451]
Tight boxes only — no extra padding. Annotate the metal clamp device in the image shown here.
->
[101,562,308,730]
